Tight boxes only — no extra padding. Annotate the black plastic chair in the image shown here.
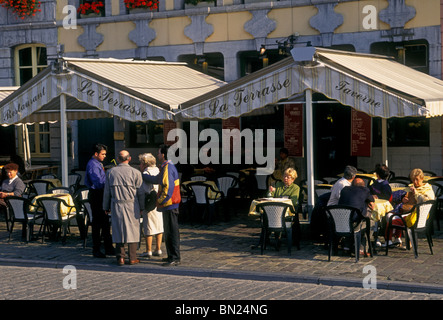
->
[385,200,435,258]
[5,196,43,242]
[216,174,240,218]
[256,202,294,255]
[187,181,223,225]
[325,205,373,263]
[27,179,56,198]
[37,196,79,244]
[68,173,82,193]
[49,187,72,194]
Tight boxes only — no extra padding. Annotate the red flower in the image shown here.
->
[0,0,41,19]
[124,0,158,10]
[77,1,104,15]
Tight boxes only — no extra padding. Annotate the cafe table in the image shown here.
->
[368,198,394,222]
[30,193,77,216]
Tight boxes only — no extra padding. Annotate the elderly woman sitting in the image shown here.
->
[384,168,435,247]
[268,167,300,213]
[0,163,26,210]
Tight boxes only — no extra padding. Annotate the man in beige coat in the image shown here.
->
[103,150,144,265]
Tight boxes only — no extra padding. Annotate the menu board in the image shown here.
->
[284,104,303,157]
[351,109,371,157]
[163,120,177,146]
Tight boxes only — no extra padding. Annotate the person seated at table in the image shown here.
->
[0,163,27,238]
[337,177,375,255]
[0,163,26,209]
[268,168,300,211]
[268,167,301,247]
[369,164,392,201]
[383,168,435,247]
[339,178,375,221]
[271,148,297,183]
[327,165,357,206]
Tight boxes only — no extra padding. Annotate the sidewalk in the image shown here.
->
[1,209,442,295]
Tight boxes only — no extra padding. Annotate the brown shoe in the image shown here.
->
[117,257,125,266]
[128,259,140,265]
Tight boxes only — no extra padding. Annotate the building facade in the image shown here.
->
[0,0,442,177]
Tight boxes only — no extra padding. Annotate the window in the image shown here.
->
[372,117,429,147]
[370,41,430,147]
[129,121,164,147]
[15,44,50,156]
[15,44,47,86]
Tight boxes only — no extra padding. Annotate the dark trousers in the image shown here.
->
[116,243,138,261]
[162,208,180,262]
[89,188,113,252]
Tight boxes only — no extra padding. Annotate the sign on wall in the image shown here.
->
[351,109,371,157]
[284,104,303,157]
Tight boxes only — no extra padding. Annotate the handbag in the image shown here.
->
[144,189,157,212]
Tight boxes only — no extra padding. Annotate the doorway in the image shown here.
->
[313,97,356,178]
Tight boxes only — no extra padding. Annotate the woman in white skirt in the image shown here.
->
[138,153,163,258]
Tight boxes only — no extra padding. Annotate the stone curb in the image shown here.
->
[2,257,442,295]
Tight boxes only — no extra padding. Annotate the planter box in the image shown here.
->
[80,13,101,19]
[184,1,215,9]
[244,0,270,3]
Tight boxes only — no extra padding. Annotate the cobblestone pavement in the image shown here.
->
[1,265,442,301]
[1,208,442,295]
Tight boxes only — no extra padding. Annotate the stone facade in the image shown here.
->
[0,0,442,175]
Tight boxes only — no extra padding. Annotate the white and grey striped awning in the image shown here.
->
[0,58,226,125]
[176,47,443,120]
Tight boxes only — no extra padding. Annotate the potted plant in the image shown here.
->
[184,0,215,9]
[77,1,104,18]
[124,0,159,13]
[0,0,42,20]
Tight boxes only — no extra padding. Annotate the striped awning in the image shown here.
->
[176,48,443,120]
[0,58,226,125]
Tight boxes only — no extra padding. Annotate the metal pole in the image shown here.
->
[305,89,315,221]
[60,94,69,187]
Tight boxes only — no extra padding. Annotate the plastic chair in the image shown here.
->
[390,176,411,185]
[216,174,240,218]
[49,187,72,194]
[314,185,332,203]
[385,200,435,258]
[389,182,409,189]
[73,188,92,247]
[256,202,294,255]
[429,179,443,231]
[325,205,373,263]
[187,181,223,225]
[37,196,79,244]
[190,175,207,181]
[4,196,43,242]
[38,173,58,179]
[68,173,82,193]
[27,179,56,197]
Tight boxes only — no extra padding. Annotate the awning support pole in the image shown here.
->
[60,94,69,187]
[305,89,315,221]
[382,118,388,166]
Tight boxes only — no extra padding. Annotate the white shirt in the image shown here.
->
[327,177,352,206]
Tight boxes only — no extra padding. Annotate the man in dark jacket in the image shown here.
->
[338,177,375,222]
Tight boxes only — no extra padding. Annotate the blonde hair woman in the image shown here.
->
[384,168,435,247]
[269,167,300,210]
[138,153,163,258]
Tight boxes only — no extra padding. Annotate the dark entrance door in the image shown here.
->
[313,97,357,178]
[77,118,115,170]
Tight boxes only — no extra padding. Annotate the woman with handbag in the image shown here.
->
[139,153,163,258]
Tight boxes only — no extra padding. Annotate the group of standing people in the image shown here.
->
[85,143,181,266]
